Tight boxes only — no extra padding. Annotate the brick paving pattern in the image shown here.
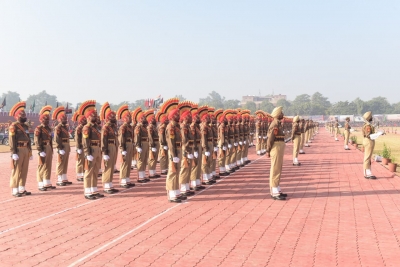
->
[1,129,400,266]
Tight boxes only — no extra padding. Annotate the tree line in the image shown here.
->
[1,90,399,116]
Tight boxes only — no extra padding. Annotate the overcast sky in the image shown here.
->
[1,1,399,105]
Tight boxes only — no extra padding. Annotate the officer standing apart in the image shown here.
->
[344,117,351,150]
[362,111,377,179]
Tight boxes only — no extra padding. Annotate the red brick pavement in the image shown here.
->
[1,129,400,267]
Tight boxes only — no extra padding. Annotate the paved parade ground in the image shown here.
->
[1,130,400,267]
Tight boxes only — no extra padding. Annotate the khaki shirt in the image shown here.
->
[82,122,101,156]
[363,123,375,139]
[119,123,133,152]
[54,123,70,150]
[101,122,117,156]
[75,124,84,150]
[166,121,182,158]
[134,123,148,148]
[34,124,53,152]
[9,121,32,154]
[266,119,285,152]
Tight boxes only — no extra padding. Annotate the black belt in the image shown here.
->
[126,139,132,142]
[91,143,100,146]
[42,141,51,145]
[176,142,182,148]
[17,142,28,147]
[108,140,116,144]
[275,138,284,142]
[188,140,194,146]
[141,138,149,141]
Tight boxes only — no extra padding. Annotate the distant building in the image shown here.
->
[241,94,287,107]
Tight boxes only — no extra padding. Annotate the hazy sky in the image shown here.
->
[1,1,399,105]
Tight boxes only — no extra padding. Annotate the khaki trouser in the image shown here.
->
[256,136,262,151]
[236,143,243,164]
[158,146,169,171]
[179,156,192,185]
[243,137,249,158]
[300,133,305,150]
[166,148,182,191]
[363,138,375,170]
[230,144,237,166]
[84,146,101,192]
[137,141,149,172]
[218,148,226,168]
[120,142,133,179]
[10,147,30,188]
[148,141,159,171]
[292,134,300,159]
[56,142,70,175]
[262,137,267,150]
[344,130,350,146]
[102,144,116,184]
[190,145,202,181]
[201,142,213,175]
[269,142,285,189]
[76,149,85,174]
[37,144,53,182]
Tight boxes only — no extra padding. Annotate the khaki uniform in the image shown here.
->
[119,122,134,186]
[83,122,102,195]
[34,124,53,188]
[131,122,137,168]
[291,121,301,164]
[190,122,202,183]
[299,121,306,153]
[243,121,250,163]
[158,123,169,173]
[75,124,85,179]
[9,122,32,194]
[334,121,339,140]
[218,122,228,175]
[166,121,182,198]
[54,123,71,183]
[211,122,218,176]
[201,121,213,181]
[236,122,244,167]
[101,122,118,189]
[135,122,149,181]
[227,122,236,170]
[267,119,285,196]
[148,123,160,177]
[255,120,262,154]
[344,121,351,149]
[179,121,194,192]
[362,123,375,176]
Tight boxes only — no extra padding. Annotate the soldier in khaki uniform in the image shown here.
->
[291,115,301,166]
[208,108,220,180]
[117,105,135,188]
[344,117,351,150]
[266,106,287,200]
[80,100,105,200]
[178,101,195,196]
[216,109,229,177]
[100,102,119,194]
[189,103,205,189]
[255,112,263,155]
[72,112,87,182]
[53,106,73,186]
[163,98,187,202]
[236,111,244,168]
[146,109,161,179]
[199,106,215,185]
[249,116,255,147]
[9,101,33,197]
[362,111,377,179]
[225,111,236,172]
[299,118,306,154]
[156,112,169,175]
[133,107,150,183]
[334,119,340,141]
[34,105,56,191]
[241,110,251,165]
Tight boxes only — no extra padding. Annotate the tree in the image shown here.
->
[328,101,357,115]
[310,92,330,115]
[243,101,256,113]
[352,98,365,115]
[131,99,146,110]
[291,94,311,115]
[366,97,392,114]
[199,91,225,108]
[25,90,58,113]
[276,99,292,115]
[392,102,400,114]
[175,95,186,101]
[0,91,21,112]
[223,99,240,109]
[258,100,275,113]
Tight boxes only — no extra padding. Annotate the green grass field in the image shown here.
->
[345,127,400,164]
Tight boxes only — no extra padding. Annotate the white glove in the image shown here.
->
[234,143,238,146]
[30,156,33,160]
[39,152,46,157]
[244,141,247,144]
[121,151,127,156]
[12,154,19,161]
[239,141,243,145]
[103,155,110,161]
[86,155,94,161]
[263,136,267,139]
[222,146,227,151]
[258,136,261,138]
[136,147,142,153]
[228,144,232,149]
[173,157,180,163]
[205,151,211,157]
[59,150,65,155]
[188,154,194,159]
[163,146,168,150]
[77,149,82,154]
[194,151,199,158]
[151,147,157,152]
[214,147,218,152]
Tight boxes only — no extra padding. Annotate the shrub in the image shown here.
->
[382,143,391,159]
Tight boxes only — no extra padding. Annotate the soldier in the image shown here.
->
[241,110,251,165]
[80,100,104,200]
[96,116,103,177]
[146,109,161,179]
[34,105,56,191]
[178,101,195,196]
[262,116,269,154]
[72,112,87,182]
[249,116,255,147]
[199,106,215,185]
[208,107,220,180]
[156,111,169,175]
[117,105,135,188]
[299,118,306,154]
[236,111,244,168]
[266,106,287,200]
[291,115,301,166]
[225,111,236,172]
[133,107,150,183]
[216,109,229,176]
[9,101,33,197]
[189,103,204,189]
[100,102,119,194]
[255,112,263,155]
[131,111,138,170]
[362,111,376,179]
[344,117,351,150]
[229,110,239,170]
[304,119,311,147]
[164,98,187,202]
[334,119,339,141]
[53,106,73,186]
